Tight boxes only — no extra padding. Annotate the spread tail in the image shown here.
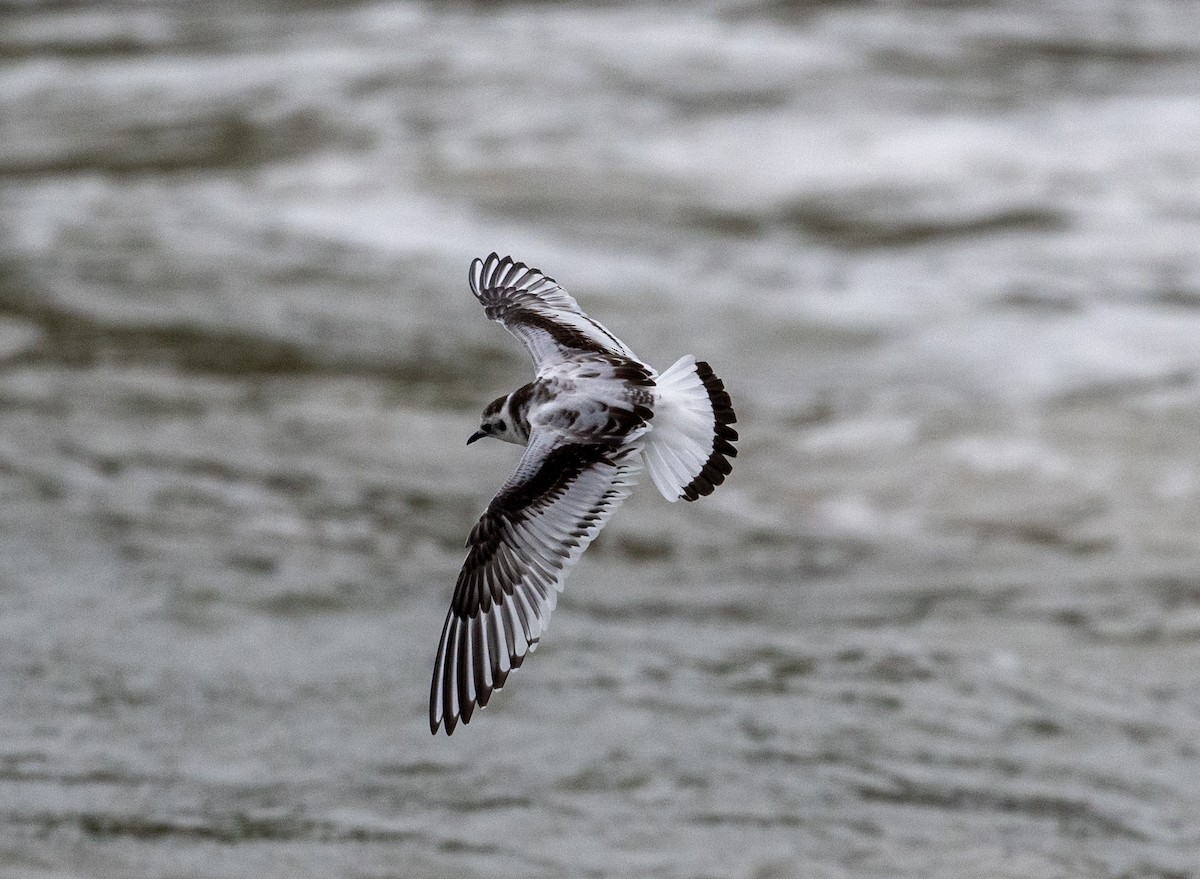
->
[643,355,738,502]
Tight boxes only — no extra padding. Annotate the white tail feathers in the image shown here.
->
[643,355,738,502]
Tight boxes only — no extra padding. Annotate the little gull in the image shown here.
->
[430,253,737,735]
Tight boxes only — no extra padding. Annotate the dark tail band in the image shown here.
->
[680,361,738,502]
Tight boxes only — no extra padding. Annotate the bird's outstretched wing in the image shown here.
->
[469,252,641,369]
[430,430,641,735]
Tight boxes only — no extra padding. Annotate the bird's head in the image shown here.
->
[468,394,522,446]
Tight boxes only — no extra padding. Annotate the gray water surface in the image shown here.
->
[2,2,1200,877]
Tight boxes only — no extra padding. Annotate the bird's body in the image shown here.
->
[431,254,737,735]
[475,356,656,449]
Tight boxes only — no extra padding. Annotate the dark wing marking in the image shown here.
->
[430,431,641,735]
[469,253,641,368]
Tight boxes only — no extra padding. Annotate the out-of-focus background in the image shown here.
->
[2,2,1200,877]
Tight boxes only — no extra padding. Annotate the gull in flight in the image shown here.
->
[430,253,737,735]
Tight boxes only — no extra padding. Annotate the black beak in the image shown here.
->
[467,429,486,445]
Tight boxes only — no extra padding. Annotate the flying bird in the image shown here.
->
[430,253,737,735]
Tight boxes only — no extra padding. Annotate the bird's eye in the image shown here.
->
[495,419,506,431]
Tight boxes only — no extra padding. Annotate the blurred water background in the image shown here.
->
[2,1,1200,877]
